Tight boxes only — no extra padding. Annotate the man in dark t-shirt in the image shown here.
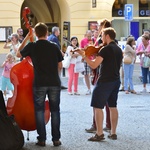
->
[48,26,67,89]
[86,19,119,134]
[77,27,122,141]
[16,22,63,147]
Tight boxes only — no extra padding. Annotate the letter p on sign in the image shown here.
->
[124,4,133,21]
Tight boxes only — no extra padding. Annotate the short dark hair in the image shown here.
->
[17,28,23,32]
[102,27,116,40]
[70,36,79,47]
[34,22,48,38]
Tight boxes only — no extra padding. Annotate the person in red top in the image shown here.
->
[92,29,99,46]
[80,30,96,95]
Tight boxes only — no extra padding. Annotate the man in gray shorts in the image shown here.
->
[77,27,122,141]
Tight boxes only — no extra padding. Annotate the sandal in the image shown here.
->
[88,134,105,142]
[130,90,137,94]
[125,91,129,94]
[108,134,117,140]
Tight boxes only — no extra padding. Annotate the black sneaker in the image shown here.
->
[61,86,68,90]
[119,88,124,92]
[85,126,96,133]
[88,134,105,142]
[36,141,46,147]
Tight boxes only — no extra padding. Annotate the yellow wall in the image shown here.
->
[68,0,114,41]
[0,0,115,54]
[0,0,23,31]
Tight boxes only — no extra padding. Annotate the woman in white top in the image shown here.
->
[123,36,136,94]
[3,33,20,62]
[66,36,81,95]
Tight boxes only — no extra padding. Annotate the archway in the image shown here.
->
[20,0,61,36]
[20,0,70,47]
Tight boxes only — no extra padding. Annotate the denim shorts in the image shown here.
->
[91,79,120,109]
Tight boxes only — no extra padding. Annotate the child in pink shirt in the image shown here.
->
[1,53,15,99]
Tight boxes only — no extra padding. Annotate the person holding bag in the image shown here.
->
[62,53,71,69]
[136,35,150,93]
[66,36,81,95]
[123,36,136,94]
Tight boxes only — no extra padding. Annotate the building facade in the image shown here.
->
[0,0,150,53]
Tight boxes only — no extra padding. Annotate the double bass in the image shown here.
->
[7,7,50,132]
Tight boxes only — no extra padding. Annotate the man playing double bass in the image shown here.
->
[16,22,63,147]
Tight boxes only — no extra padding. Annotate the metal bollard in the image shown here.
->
[62,68,66,77]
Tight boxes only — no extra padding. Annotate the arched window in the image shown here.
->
[139,0,150,17]
[112,0,127,17]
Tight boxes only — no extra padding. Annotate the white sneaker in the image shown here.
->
[68,92,73,95]
[86,90,91,95]
[140,88,147,93]
[6,90,10,94]
[4,95,7,101]
[83,78,86,85]
[74,92,80,95]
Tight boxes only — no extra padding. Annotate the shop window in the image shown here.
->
[139,0,150,17]
[112,0,127,17]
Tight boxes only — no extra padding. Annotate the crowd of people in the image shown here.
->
[0,18,150,147]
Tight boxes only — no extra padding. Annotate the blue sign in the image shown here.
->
[124,4,133,21]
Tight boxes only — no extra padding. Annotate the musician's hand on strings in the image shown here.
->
[77,49,86,58]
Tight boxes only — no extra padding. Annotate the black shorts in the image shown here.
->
[91,79,120,109]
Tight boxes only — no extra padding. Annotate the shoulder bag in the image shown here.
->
[62,53,71,68]
[123,55,132,64]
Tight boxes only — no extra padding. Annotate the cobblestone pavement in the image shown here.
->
[21,83,150,150]
[0,54,150,150]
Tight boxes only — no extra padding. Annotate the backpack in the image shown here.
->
[0,90,24,150]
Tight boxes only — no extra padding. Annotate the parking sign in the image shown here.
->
[124,4,133,21]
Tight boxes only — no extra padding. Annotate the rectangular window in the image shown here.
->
[0,26,12,42]
[139,0,150,17]
[92,0,96,8]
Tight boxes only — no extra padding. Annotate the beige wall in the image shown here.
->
[0,0,23,53]
[68,0,114,41]
[0,0,23,31]
[0,0,115,54]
